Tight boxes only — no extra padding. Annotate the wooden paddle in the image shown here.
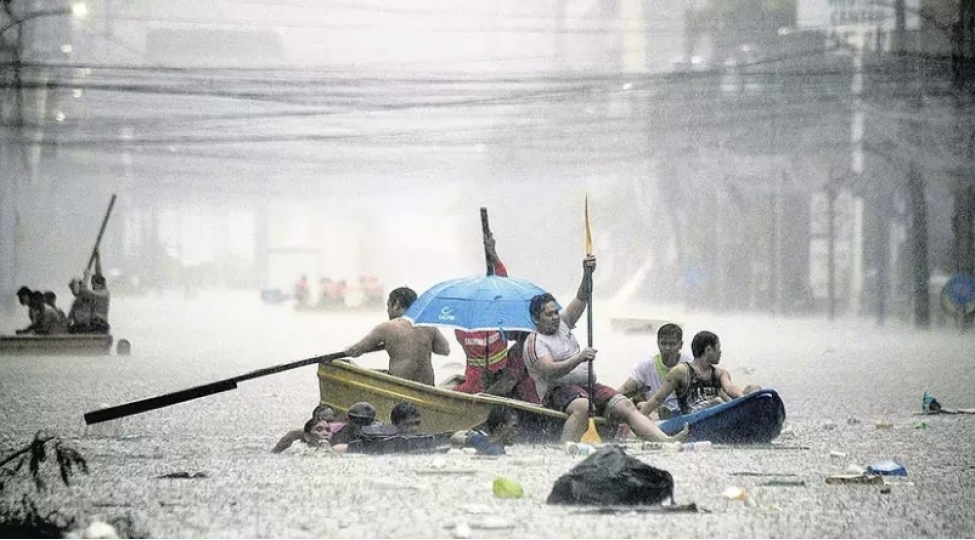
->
[480,207,493,389]
[481,207,493,276]
[86,194,117,274]
[580,194,602,445]
[83,350,349,424]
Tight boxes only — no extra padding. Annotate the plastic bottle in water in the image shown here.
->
[682,441,713,452]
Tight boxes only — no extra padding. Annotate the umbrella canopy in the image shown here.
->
[404,275,553,333]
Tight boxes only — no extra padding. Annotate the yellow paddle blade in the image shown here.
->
[584,193,593,256]
[580,418,602,444]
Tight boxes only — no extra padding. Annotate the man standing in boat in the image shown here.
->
[523,255,688,444]
[345,286,450,386]
[638,330,761,416]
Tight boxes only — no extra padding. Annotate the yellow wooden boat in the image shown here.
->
[0,334,114,356]
[317,359,614,443]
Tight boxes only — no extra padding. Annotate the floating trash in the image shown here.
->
[722,486,757,507]
[492,476,524,499]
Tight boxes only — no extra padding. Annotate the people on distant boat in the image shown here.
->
[16,290,65,335]
[43,291,69,332]
[523,254,688,444]
[359,275,385,309]
[617,323,692,420]
[14,286,36,334]
[318,278,347,309]
[639,331,761,416]
[451,405,520,456]
[271,417,335,454]
[316,278,331,309]
[294,274,311,308]
[68,249,110,335]
[389,402,423,435]
[346,287,450,386]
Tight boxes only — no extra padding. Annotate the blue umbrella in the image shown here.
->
[404,274,553,332]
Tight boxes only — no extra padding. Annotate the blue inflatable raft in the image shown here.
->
[657,389,786,444]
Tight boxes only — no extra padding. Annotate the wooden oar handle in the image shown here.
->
[83,351,349,425]
[480,207,493,276]
[86,194,117,274]
[84,379,238,425]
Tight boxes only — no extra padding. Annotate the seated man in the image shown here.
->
[451,405,520,456]
[640,330,761,416]
[14,286,35,334]
[482,332,540,404]
[617,323,691,419]
[18,291,64,335]
[346,287,450,386]
[67,250,110,334]
[523,255,688,444]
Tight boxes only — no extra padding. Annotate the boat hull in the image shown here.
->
[657,389,787,444]
[0,334,114,356]
[317,360,614,443]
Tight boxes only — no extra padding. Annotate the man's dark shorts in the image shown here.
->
[543,383,626,416]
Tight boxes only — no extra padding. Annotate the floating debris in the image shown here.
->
[154,471,208,479]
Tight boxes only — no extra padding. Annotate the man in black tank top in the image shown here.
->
[638,331,762,416]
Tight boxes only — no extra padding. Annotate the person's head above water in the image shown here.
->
[346,402,377,427]
[390,402,422,434]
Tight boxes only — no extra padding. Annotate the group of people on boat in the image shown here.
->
[336,232,763,448]
[273,400,519,456]
[293,274,385,311]
[14,249,111,336]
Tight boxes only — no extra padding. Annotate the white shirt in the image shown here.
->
[524,316,592,399]
[628,352,692,413]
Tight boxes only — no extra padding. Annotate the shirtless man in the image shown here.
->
[639,330,761,416]
[346,287,450,385]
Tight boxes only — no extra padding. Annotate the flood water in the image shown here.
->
[2,290,974,537]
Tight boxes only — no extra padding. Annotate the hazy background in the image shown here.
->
[2,0,971,328]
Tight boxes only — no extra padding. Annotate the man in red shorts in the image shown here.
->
[523,254,688,444]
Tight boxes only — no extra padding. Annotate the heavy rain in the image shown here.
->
[2,0,974,538]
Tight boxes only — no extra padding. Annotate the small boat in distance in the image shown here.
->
[0,334,114,356]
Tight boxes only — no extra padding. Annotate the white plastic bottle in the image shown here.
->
[682,441,713,452]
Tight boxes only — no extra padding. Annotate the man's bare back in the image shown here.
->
[346,287,450,386]
[378,319,447,385]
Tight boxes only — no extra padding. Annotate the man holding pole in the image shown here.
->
[68,248,110,334]
[523,255,688,444]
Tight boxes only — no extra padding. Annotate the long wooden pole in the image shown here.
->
[83,350,348,424]
[480,207,493,276]
[86,194,117,274]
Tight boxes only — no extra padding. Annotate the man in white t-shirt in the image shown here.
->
[617,323,692,419]
[523,255,688,444]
